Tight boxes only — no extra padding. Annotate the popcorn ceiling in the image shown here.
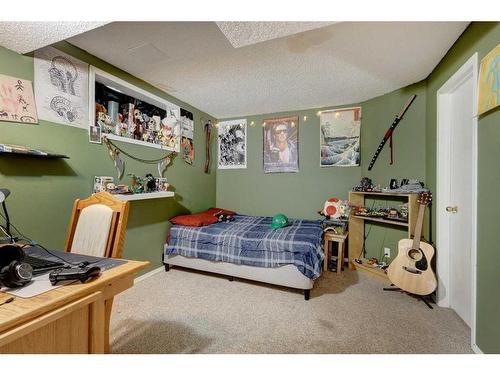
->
[0,22,108,54]
[65,21,468,118]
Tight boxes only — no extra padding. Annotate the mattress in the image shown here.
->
[164,214,324,280]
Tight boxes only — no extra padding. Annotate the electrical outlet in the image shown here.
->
[384,247,391,258]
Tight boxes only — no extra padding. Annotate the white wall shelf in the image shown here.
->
[113,191,175,201]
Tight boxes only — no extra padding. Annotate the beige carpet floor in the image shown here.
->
[110,267,473,354]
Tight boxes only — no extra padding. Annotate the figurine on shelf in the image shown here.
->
[387,208,399,219]
[133,109,144,140]
[145,173,156,192]
[155,177,169,192]
[353,177,373,192]
[128,173,144,194]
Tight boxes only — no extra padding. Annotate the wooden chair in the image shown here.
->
[64,191,130,353]
[64,191,129,259]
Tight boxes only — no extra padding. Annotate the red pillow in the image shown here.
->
[204,207,237,216]
[170,213,218,227]
[169,208,236,227]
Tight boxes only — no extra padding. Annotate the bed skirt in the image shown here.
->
[163,254,314,298]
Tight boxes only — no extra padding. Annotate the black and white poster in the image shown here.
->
[217,119,246,169]
[34,46,89,129]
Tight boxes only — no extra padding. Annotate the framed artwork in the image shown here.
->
[263,116,299,173]
[478,43,500,116]
[0,74,38,123]
[218,119,247,169]
[34,46,89,128]
[320,107,361,167]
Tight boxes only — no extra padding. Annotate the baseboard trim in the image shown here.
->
[471,343,483,354]
[134,266,164,283]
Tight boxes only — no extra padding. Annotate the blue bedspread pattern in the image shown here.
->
[164,214,324,280]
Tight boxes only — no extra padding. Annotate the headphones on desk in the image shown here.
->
[0,244,33,288]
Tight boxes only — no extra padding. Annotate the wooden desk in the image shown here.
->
[0,259,148,354]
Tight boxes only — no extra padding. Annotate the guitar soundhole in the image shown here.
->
[408,248,422,261]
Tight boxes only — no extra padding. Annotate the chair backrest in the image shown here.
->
[64,192,130,258]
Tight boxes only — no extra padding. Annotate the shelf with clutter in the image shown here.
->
[348,177,430,279]
[93,173,174,201]
[89,67,181,152]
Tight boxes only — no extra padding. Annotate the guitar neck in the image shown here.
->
[412,202,426,249]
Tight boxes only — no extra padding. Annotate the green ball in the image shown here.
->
[270,214,289,229]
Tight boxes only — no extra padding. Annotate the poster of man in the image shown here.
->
[263,116,299,173]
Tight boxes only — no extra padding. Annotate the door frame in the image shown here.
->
[436,52,478,351]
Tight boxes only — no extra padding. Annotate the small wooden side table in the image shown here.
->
[323,231,348,274]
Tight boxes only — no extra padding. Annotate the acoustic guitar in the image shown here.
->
[387,192,437,296]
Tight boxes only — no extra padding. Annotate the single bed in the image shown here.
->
[163,214,324,300]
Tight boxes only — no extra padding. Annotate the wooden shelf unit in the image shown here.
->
[348,191,420,278]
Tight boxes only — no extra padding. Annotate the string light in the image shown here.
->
[316,111,322,117]
[303,115,307,122]
[214,122,220,129]
[250,121,255,127]
[262,121,266,127]
[291,121,296,127]
[335,112,341,119]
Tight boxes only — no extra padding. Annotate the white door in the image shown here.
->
[448,76,473,327]
[437,53,477,334]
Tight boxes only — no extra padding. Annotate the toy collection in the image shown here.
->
[352,202,409,223]
[352,177,427,194]
[94,82,180,150]
[92,174,170,195]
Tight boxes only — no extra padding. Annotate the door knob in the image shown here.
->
[446,206,458,213]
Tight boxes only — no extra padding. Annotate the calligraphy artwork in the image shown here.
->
[34,46,89,128]
[0,74,38,124]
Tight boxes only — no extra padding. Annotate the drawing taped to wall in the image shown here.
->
[218,119,247,169]
[180,108,194,164]
[34,46,89,128]
[320,107,361,167]
[478,43,500,116]
[0,74,38,124]
[263,116,299,173]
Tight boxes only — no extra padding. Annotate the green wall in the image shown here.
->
[216,108,360,219]
[424,22,500,354]
[217,82,427,262]
[0,43,217,274]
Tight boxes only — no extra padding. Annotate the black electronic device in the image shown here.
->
[23,255,65,276]
[49,265,101,286]
[0,244,33,288]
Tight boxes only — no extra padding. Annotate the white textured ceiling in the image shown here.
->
[68,21,468,118]
[0,22,108,54]
[216,21,338,48]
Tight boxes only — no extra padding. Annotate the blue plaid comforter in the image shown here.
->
[164,214,324,280]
